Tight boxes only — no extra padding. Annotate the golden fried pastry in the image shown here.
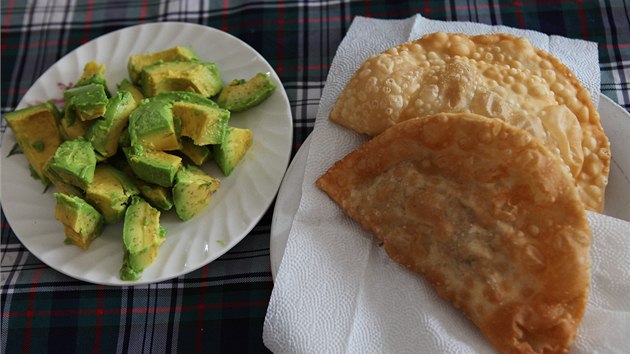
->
[329,32,610,212]
[317,113,591,354]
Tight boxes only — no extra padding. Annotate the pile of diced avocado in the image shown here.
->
[5,46,277,281]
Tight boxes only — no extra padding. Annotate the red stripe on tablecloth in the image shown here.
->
[601,43,630,48]
[221,0,229,31]
[194,266,210,354]
[2,301,270,317]
[140,0,148,23]
[364,0,371,17]
[92,286,104,354]
[423,0,431,16]
[81,0,94,44]
[514,0,525,28]
[22,268,43,354]
[577,0,590,39]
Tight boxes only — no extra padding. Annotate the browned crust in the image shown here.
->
[317,113,591,354]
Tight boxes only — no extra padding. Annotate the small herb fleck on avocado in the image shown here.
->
[32,140,45,151]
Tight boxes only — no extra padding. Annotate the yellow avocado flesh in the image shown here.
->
[85,165,140,223]
[5,103,62,184]
[120,196,166,280]
[60,111,91,140]
[214,126,253,176]
[124,146,182,187]
[47,138,96,190]
[54,193,104,250]
[173,166,220,221]
[128,46,198,83]
[216,73,276,112]
[128,99,179,151]
[172,101,229,146]
[179,137,211,166]
[140,61,223,98]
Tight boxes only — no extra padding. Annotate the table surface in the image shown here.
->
[1,1,629,353]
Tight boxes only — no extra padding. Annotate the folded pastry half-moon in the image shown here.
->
[329,32,610,212]
[317,113,591,354]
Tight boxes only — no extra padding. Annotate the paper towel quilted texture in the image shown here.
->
[263,15,628,353]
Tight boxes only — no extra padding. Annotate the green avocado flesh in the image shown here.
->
[214,126,253,176]
[216,72,276,112]
[124,145,182,187]
[172,101,230,146]
[85,164,140,223]
[46,138,97,190]
[128,99,179,151]
[4,101,62,185]
[86,91,138,158]
[117,79,145,104]
[64,83,108,121]
[173,165,220,221]
[120,196,167,281]
[140,61,223,98]
[54,192,104,250]
[128,46,198,84]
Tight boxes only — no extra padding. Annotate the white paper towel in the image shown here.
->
[263,15,629,353]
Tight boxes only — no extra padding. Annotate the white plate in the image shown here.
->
[1,22,293,286]
[270,94,630,279]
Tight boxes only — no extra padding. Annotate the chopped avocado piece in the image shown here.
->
[85,91,138,158]
[214,126,253,176]
[63,83,108,121]
[153,91,219,108]
[120,196,167,281]
[140,61,223,98]
[59,109,91,141]
[173,165,220,221]
[46,138,96,190]
[4,101,62,185]
[110,157,174,211]
[123,145,182,187]
[179,137,211,166]
[54,192,104,250]
[128,98,179,151]
[171,101,230,146]
[43,158,84,197]
[117,79,144,104]
[128,46,198,83]
[75,61,111,96]
[216,73,276,112]
[85,164,140,223]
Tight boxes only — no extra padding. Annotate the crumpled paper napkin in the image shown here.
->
[263,14,629,353]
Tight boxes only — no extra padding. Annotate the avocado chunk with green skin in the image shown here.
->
[86,91,138,158]
[54,192,104,250]
[110,156,174,211]
[128,98,180,151]
[5,101,62,185]
[120,196,167,281]
[172,101,230,146]
[85,164,140,223]
[75,61,111,96]
[46,138,96,190]
[44,160,84,197]
[153,91,219,108]
[140,61,223,98]
[216,73,277,112]
[117,79,145,105]
[59,109,91,141]
[214,126,253,176]
[124,145,182,187]
[173,165,220,221]
[63,83,108,121]
[179,137,212,166]
[128,46,198,84]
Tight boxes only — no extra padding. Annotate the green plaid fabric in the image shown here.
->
[2,1,629,353]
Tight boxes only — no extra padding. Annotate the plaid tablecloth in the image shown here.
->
[2,1,629,353]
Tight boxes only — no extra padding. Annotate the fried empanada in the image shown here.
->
[329,32,610,212]
[317,113,591,354]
